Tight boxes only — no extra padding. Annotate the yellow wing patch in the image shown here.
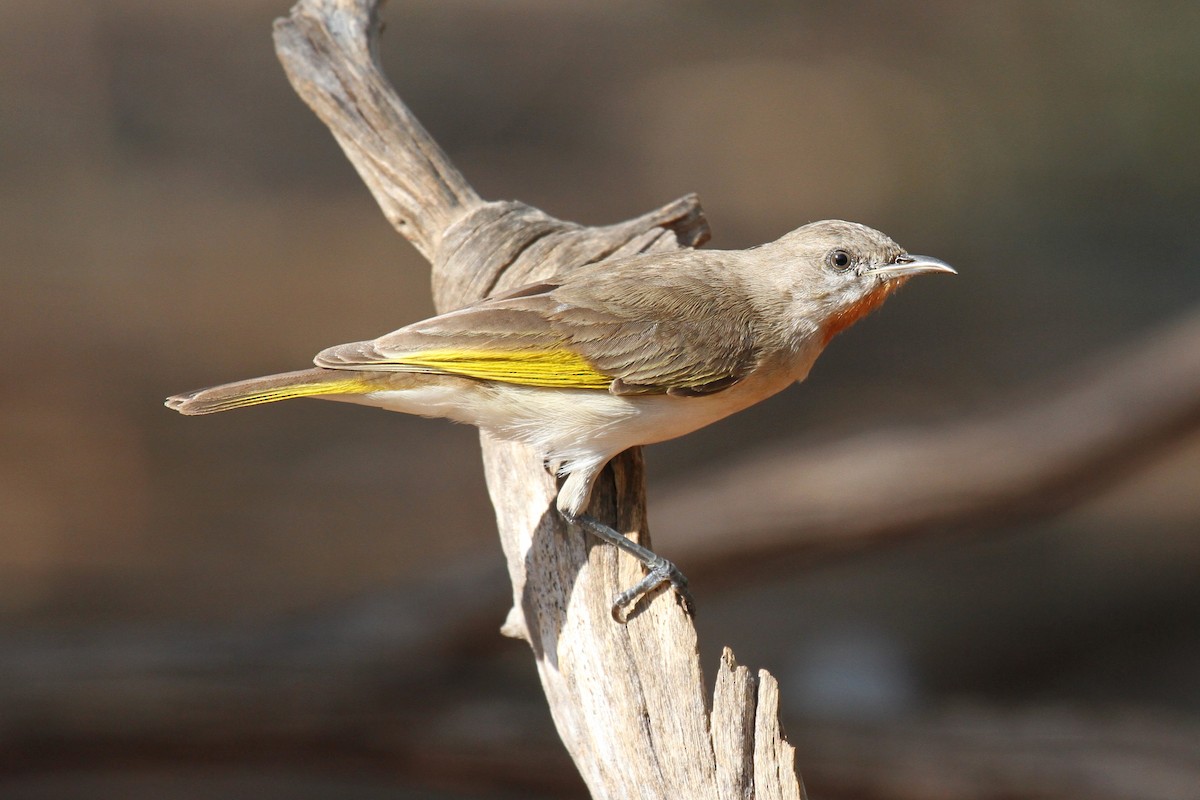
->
[391,348,613,389]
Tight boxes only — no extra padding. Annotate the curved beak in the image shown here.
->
[869,254,957,279]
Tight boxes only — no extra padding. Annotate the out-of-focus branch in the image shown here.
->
[5,658,1198,800]
[790,707,1200,800]
[656,307,1200,583]
[0,556,511,768]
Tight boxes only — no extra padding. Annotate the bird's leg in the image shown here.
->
[563,512,695,620]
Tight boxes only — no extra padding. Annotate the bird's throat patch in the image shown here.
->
[820,283,899,345]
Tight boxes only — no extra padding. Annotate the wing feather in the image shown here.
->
[314,252,762,395]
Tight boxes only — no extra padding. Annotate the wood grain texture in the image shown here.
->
[274,1,800,798]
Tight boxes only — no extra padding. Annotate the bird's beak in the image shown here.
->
[868,255,957,279]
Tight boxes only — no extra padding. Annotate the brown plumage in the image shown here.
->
[316,249,766,395]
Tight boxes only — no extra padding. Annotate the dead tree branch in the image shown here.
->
[272,1,800,798]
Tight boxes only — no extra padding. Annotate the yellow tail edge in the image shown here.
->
[166,369,373,416]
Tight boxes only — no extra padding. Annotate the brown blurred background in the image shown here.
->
[2,1,1198,797]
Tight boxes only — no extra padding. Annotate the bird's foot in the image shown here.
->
[611,554,695,622]
[565,513,696,621]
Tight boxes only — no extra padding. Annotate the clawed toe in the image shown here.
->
[610,561,695,621]
[565,513,696,622]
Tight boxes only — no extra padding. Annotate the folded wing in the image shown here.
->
[315,254,761,396]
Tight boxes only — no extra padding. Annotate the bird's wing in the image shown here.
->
[315,255,761,396]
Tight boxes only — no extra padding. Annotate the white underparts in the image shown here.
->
[330,344,821,515]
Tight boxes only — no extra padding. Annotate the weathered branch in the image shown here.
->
[273,1,799,798]
[273,0,482,260]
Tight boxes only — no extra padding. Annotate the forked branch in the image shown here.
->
[274,1,802,797]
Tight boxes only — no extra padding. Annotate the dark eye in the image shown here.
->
[827,249,853,271]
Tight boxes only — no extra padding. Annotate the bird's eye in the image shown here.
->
[827,249,853,271]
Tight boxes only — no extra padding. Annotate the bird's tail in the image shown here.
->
[165,368,378,416]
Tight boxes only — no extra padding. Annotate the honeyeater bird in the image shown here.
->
[167,220,954,617]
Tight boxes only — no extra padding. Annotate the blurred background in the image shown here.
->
[2,0,1198,797]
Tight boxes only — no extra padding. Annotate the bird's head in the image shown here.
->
[766,219,955,345]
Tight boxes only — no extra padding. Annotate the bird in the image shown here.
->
[167,219,955,618]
